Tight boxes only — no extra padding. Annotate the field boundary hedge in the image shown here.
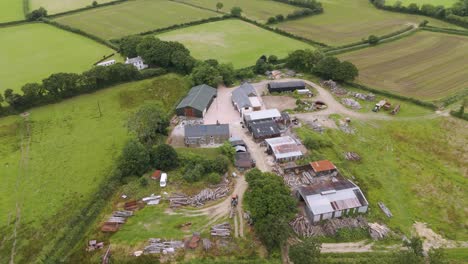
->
[171,0,223,14]
[41,18,118,50]
[0,19,29,27]
[47,0,129,18]
[421,25,468,36]
[345,82,438,110]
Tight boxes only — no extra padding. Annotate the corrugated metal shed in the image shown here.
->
[265,136,303,160]
[310,160,337,173]
[185,124,229,138]
[244,109,281,121]
[249,120,281,139]
[268,81,306,93]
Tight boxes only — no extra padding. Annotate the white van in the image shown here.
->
[160,173,167,187]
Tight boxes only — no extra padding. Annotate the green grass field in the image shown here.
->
[385,0,457,7]
[176,0,301,22]
[276,0,460,45]
[296,116,468,240]
[30,0,115,14]
[0,0,24,22]
[338,31,468,100]
[0,23,118,93]
[157,19,313,68]
[53,0,219,40]
[0,74,190,261]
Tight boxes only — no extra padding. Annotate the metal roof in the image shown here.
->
[268,81,306,89]
[176,84,217,112]
[232,83,257,109]
[244,109,281,121]
[310,160,337,173]
[265,136,303,159]
[250,120,281,139]
[184,124,229,138]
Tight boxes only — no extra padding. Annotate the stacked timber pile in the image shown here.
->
[350,92,375,101]
[101,210,134,232]
[341,98,362,109]
[169,193,190,208]
[113,210,133,217]
[290,215,368,237]
[344,152,361,161]
[202,238,212,251]
[124,200,141,211]
[368,223,391,240]
[144,238,184,254]
[190,186,229,207]
[211,222,231,237]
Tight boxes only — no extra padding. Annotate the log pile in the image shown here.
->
[169,186,230,208]
[290,215,368,237]
[368,223,391,240]
[350,92,375,101]
[113,210,133,218]
[211,222,231,237]
[344,152,361,161]
[144,239,184,254]
[342,98,362,109]
[169,193,190,208]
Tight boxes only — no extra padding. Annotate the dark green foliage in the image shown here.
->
[139,176,148,187]
[191,62,222,87]
[404,237,424,257]
[216,2,224,12]
[184,163,205,182]
[118,139,151,178]
[26,7,47,21]
[244,169,297,250]
[231,6,243,17]
[209,155,230,174]
[254,57,273,74]
[179,151,230,183]
[150,144,178,170]
[272,0,323,11]
[219,141,236,162]
[314,56,341,79]
[92,1,98,7]
[267,17,277,24]
[289,238,321,264]
[428,248,449,264]
[333,61,359,82]
[285,49,324,72]
[119,35,143,58]
[217,63,236,86]
[368,34,380,45]
[235,68,255,80]
[268,55,279,64]
[128,103,169,145]
[206,172,222,184]
[276,14,285,21]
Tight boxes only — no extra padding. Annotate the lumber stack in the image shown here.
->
[113,210,133,217]
[368,223,391,240]
[378,202,393,218]
[344,152,361,161]
[169,193,190,208]
[290,215,325,237]
[211,222,231,237]
[144,239,184,254]
[190,187,229,207]
[290,215,368,237]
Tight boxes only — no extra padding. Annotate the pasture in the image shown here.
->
[276,0,460,45]
[30,0,115,14]
[157,19,313,68]
[53,0,219,40]
[385,0,457,7]
[0,23,117,93]
[338,31,468,100]
[0,74,190,260]
[0,0,24,22]
[296,117,468,240]
[176,0,301,22]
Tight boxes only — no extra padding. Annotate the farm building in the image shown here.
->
[296,175,369,223]
[244,108,281,123]
[125,56,148,70]
[176,84,217,118]
[97,59,116,67]
[232,83,261,115]
[310,160,338,176]
[265,136,303,162]
[248,120,281,140]
[268,81,306,93]
[184,124,229,146]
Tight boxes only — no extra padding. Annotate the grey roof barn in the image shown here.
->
[176,84,217,118]
[184,124,230,146]
[232,83,257,109]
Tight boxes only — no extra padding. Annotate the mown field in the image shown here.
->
[0,23,117,93]
[53,0,219,40]
[176,0,301,22]
[385,0,458,6]
[296,116,468,240]
[0,0,24,22]
[0,74,190,262]
[30,0,115,14]
[338,31,468,100]
[157,19,313,68]
[276,0,460,45]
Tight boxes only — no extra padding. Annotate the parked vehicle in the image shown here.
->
[160,173,167,187]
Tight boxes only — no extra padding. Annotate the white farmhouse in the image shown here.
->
[125,56,148,70]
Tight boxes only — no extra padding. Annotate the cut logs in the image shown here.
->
[290,215,368,237]
[169,186,229,208]
[144,239,184,254]
[211,222,231,237]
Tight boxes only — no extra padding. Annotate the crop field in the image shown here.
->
[0,74,190,261]
[53,0,219,40]
[30,0,115,14]
[338,31,468,100]
[276,0,460,46]
[157,19,313,68]
[176,0,301,22]
[0,0,24,22]
[385,0,457,7]
[296,117,468,240]
[0,23,117,93]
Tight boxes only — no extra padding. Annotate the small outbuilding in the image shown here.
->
[244,108,281,123]
[232,83,261,114]
[265,136,303,162]
[310,160,338,176]
[268,81,306,93]
[176,84,217,118]
[248,120,281,140]
[184,124,229,146]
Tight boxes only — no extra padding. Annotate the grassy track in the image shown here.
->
[53,0,219,40]
[157,19,313,68]
[0,23,118,93]
[0,74,190,261]
[30,0,115,14]
[276,0,460,46]
[385,0,457,7]
[296,116,468,240]
[338,31,468,100]
[176,0,301,22]
[0,0,24,22]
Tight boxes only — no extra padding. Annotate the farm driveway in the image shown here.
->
[204,85,241,125]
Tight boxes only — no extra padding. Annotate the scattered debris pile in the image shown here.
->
[211,222,231,237]
[322,80,347,96]
[169,186,230,208]
[344,152,361,161]
[144,238,184,254]
[342,98,362,109]
[350,92,375,101]
[124,200,141,211]
[378,202,393,218]
[186,232,201,249]
[101,210,134,232]
[142,194,161,205]
[290,215,368,237]
[244,211,253,226]
[202,238,212,251]
[87,240,104,251]
[369,223,392,240]
[284,171,315,187]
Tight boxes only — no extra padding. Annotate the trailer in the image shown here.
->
[391,104,400,115]
[373,100,387,112]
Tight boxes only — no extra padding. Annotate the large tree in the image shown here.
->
[289,238,322,264]
[216,2,223,12]
[119,139,151,177]
[137,37,172,68]
[150,144,178,171]
[231,6,242,17]
[128,103,169,145]
[119,35,143,58]
[333,61,359,82]
[190,63,222,87]
[314,56,341,80]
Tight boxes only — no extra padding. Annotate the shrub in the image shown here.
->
[267,17,277,24]
[206,172,222,184]
[368,35,380,45]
